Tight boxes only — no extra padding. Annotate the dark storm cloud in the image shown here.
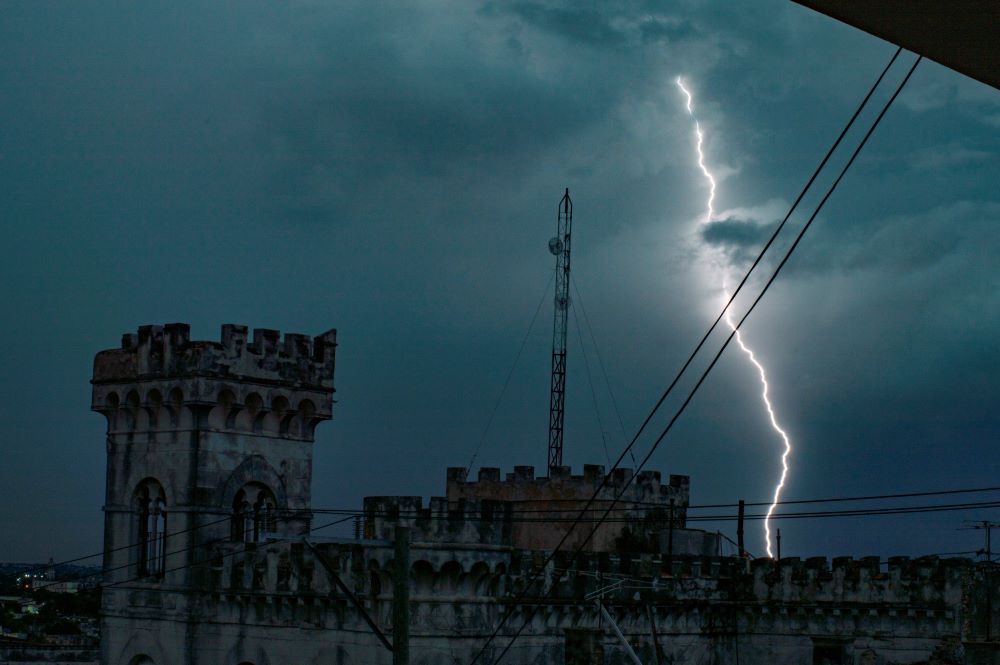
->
[250,1,712,233]
[840,201,1000,273]
[639,17,700,45]
[1,0,999,563]
[775,197,1000,280]
[257,43,599,222]
[503,3,628,47]
[485,1,701,49]
[701,217,778,249]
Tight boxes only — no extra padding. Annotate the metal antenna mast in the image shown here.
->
[547,188,573,471]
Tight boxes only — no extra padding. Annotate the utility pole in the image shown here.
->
[963,520,1000,562]
[964,520,1000,642]
[393,526,410,665]
[982,521,996,562]
[547,188,573,472]
[667,499,675,572]
[737,500,745,559]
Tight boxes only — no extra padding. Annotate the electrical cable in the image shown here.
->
[472,51,919,665]
[25,509,328,591]
[308,497,1000,523]
[468,45,907,665]
[3,514,236,587]
[28,480,991,590]
[395,484,1000,512]
[100,514,355,591]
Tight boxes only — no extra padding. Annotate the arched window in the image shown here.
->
[135,480,167,577]
[232,483,277,543]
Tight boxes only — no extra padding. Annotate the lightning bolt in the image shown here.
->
[675,76,791,558]
[675,79,716,224]
[725,307,791,558]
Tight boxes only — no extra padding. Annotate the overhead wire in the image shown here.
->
[3,513,236,587]
[19,484,996,589]
[472,49,918,665]
[9,49,938,664]
[24,510,341,592]
[308,497,1000,523]
[35,491,988,592]
[101,514,356,592]
[19,483,994,587]
[387,484,1000,512]
[471,46,907,664]
[489,53,923,665]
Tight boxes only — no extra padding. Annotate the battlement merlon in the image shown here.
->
[89,324,337,438]
[446,465,691,509]
[92,323,336,388]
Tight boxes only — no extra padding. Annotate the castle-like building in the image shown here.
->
[93,323,999,665]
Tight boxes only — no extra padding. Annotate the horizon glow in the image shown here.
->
[675,76,792,559]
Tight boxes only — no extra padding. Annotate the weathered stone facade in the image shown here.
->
[364,464,718,556]
[93,323,1000,665]
[92,323,336,665]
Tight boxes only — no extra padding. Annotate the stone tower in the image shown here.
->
[90,323,336,665]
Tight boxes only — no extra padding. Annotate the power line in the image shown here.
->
[472,50,918,665]
[16,481,998,584]
[2,513,236,586]
[22,509,329,591]
[100,514,355,592]
[469,45,907,665]
[693,485,1000,510]
[24,481,981,591]
[65,499,986,595]
[394,484,1000,512]
[309,497,1000,523]
[28,479,982,587]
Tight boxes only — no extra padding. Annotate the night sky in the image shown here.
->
[2,1,998,563]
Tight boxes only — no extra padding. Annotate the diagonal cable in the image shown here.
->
[572,275,637,467]
[468,45,904,664]
[466,269,556,475]
[570,297,612,466]
[474,50,917,665]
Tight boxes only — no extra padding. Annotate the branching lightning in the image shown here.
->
[675,76,792,558]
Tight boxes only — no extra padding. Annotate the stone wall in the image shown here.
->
[91,323,1000,665]
[101,534,1000,665]
[369,465,696,553]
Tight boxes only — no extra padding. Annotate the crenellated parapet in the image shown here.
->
[433,465,694,553]
[363,496,514,545]
[446,464,689,516]
[91,323,336,440]
[185,539,993,641]
[746,555,972,607]
[107,528,999,665]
